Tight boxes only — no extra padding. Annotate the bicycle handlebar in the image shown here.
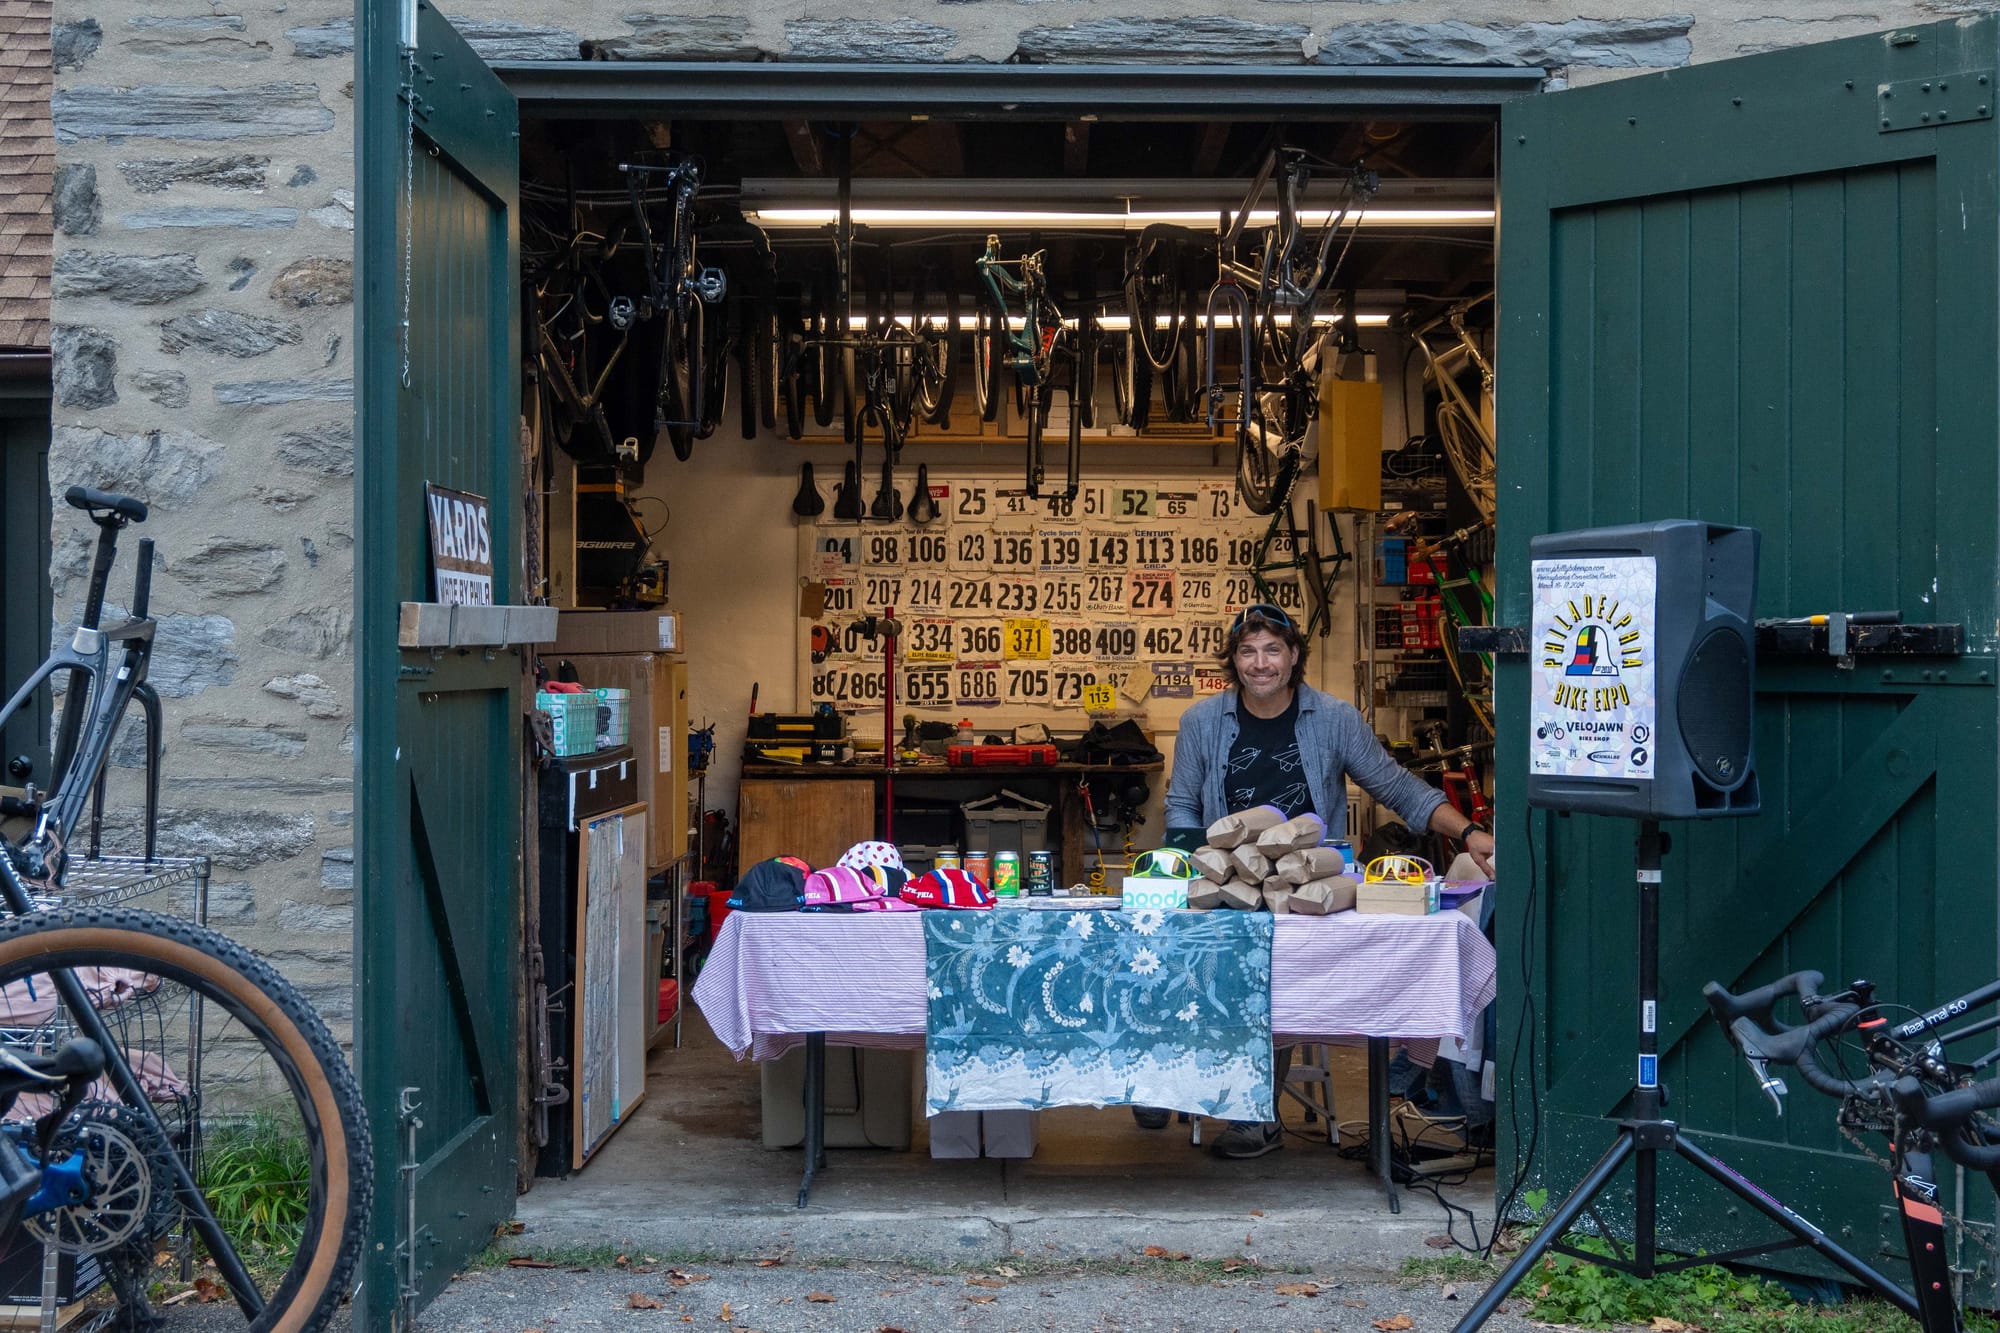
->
[1891,1076,2000,1171]
[1709,970,2000,1167]
[1703,970,1862,1102]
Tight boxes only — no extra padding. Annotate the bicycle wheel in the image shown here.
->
[1162,288,1202,422]
[914,284,960,428]
[1235,395,1302,516]
[0,906,371,1333]
[1104,318,1132,427]
[779,331,807,440]
[972,298,1004,424]
[658,297,703,462]
[697,294,730,443]
[1122,326,1153,430]
[1124,225,1186,373]
[1072,317,1100,431]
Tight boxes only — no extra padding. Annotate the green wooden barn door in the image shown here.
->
[1497,18,1999,1290]
[356,1,522,1326]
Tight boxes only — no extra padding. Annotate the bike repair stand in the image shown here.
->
[1454,820,1924,1332]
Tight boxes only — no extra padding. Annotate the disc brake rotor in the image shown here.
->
[24,1102,174,1255]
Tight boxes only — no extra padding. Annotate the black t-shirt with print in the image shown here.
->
[1224,693,1314,818]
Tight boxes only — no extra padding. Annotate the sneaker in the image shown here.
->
[1211,1120,1283,1159]
[1130,1106,1172,1131]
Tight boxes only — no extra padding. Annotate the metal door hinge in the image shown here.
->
[394,1087,427,1333]
[1877,70,1994,132]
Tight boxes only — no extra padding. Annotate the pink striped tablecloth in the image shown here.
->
[692,908,1497,1063]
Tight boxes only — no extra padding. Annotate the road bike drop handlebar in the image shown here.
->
[1705,970,2000,1170]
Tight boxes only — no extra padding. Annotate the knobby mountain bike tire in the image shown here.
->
[0,907,371,1333]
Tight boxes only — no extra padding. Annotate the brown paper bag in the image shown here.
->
[1289,875,1359,915]
[1186,879,1225,910]
[1218,878,1264,911]
[1205,805,1286,849]
[1262,877,1294,914]
[1229,844,1273,882]
[1254,813,1329,855]
[1276,847,1347,885]
[1191,846,1235,884]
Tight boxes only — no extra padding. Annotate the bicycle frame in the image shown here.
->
[976,236,1080,499]
[1216,148,1375,312]
[1402,293,1497,519]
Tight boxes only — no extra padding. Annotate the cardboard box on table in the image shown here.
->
[551,652,690,870]
[1354,879,1440,916]
[1120,870,1192,911]
[552,608,683,656]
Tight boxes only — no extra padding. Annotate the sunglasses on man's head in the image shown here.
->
[1231,603,1293,632]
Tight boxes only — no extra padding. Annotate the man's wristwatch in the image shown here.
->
[1458,821,1491,848]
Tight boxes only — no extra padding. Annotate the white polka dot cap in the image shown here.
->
[836,840,905,873]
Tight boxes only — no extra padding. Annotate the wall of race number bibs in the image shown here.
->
[801,477,1313,719]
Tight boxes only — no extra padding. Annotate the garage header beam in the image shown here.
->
[491,61,1547,121]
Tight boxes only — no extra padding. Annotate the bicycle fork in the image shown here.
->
[1204,280,1252,434]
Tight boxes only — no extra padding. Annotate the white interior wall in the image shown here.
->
[643,327,1421,855]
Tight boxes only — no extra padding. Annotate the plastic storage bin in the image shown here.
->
[960,788,1052,861]
[536,691,598,757]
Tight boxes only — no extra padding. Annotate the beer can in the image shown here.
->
[993,851,1021,897]
[964,851,991,888]
[1026,850,1055,896]
[935,850,962,873]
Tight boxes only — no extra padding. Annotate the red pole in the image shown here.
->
[882,605,897,843]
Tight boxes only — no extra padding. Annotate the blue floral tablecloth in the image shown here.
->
[922,908,1274,1120]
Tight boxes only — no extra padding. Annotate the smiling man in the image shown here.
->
[1146,602,1497,1158]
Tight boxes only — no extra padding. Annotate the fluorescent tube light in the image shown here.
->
[846,313,1394,331]
[751,207,1491,230]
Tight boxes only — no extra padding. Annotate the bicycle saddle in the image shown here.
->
[791,462,825,518]
[64,486,147,523]
[831,460,865,521]
[907,464,939,526]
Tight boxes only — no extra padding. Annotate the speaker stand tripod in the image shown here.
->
[1453,820,1922,1332]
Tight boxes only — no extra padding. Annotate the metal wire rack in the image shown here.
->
[4,855,212,1327]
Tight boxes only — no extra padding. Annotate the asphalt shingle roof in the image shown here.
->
[0,0,50,351]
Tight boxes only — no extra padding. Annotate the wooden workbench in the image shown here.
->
[738,760,1164,885]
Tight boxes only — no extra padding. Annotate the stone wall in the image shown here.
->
[42,0,1936,1017]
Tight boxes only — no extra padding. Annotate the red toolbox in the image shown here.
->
[947,744,1060,767]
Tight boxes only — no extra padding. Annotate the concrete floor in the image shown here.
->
[514,1008,1500,1272]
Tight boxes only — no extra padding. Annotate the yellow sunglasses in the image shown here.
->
[1363,854,1435,885]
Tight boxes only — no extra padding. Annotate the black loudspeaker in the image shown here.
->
[1525,520,1760,820]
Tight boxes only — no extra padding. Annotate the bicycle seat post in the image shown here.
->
[131,536,155,620]
[76,510,132,633]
